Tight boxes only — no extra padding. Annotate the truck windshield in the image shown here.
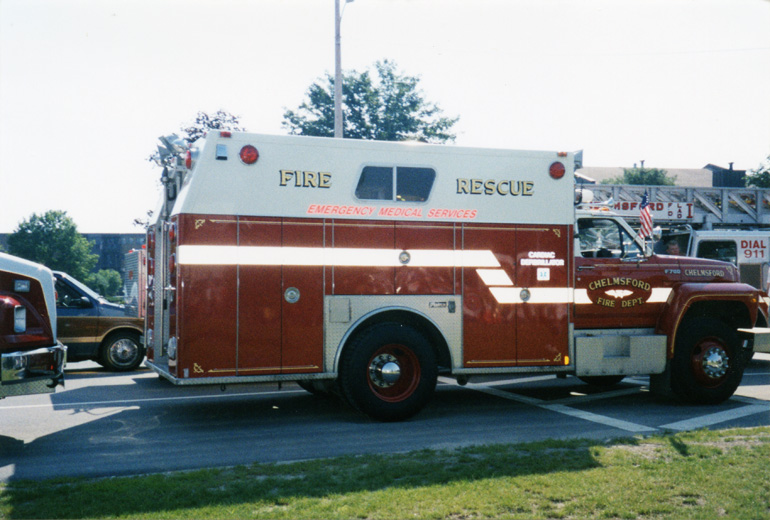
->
[63,274,105,302]
[576,218,643,259]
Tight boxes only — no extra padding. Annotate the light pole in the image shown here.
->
[334,0,353,138]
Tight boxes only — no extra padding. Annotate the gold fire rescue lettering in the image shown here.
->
[193,363,204,374]
[280,170,332,188]
[456,178,535,196]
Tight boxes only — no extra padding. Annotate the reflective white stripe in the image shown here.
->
[573,288,672,305]
[649,288,673,303]
[476,269,514,286]
[178,245,676,307]
[177,245,500,268]
[490,287,572,304]
[574,289,592,305]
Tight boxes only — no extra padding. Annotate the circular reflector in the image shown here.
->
[549,161,566,180]
[240,145,259,165]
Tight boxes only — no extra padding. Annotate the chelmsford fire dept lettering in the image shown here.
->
[684,269,726,278]
[586,277,652,308]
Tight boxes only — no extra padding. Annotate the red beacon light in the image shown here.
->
[549,161,566,180]
[240,145,259,165]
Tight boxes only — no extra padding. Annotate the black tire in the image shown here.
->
[578,375,625,387]
[99,331,145,371]
[339,322,437,422]
[670,318,745,404]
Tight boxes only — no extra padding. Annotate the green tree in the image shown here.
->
[85,269,123,298]
[283,60,459,143]
[180,109,246,146]
[7,211,97,279]
[602,167,676,186]
[745,154,770,188]
[139,110,247,229]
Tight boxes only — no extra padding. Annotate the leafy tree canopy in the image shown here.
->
[85,269,123,298]
[283,60,459,143]
[745,154,770,188]
[180,109,246,146]
[602,167,676,186]
[7,210,97,280]
[139,110,247,229]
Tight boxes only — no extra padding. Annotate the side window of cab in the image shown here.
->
[576,218,643,259]
[55,278,83,308]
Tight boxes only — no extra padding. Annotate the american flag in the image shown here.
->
[639,193,653,238]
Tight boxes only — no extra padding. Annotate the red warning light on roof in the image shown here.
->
[240,145,259,165]
[549,161,566,180]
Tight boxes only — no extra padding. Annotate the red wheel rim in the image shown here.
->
[366,344,420,402]
[690,337,730,388]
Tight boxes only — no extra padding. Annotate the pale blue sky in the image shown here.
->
[1,0,768,232]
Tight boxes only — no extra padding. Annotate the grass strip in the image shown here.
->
[2,427,769,519]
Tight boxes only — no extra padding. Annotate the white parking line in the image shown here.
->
[542,404,657,433]
[549,387,643,405]
[660,403,770,431]
[438,376,657,433]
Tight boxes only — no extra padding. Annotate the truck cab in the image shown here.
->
[0,253,66,398]
[54,272,145,371]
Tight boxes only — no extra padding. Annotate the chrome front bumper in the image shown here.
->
[739,326,770,354]
[0,343,67,398]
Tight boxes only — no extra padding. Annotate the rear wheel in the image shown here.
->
[671,318,745,404]
[340,322,437,422]
[99,331,145,371]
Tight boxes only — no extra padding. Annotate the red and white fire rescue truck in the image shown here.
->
[145,132,770,421]
[1,252,66,399]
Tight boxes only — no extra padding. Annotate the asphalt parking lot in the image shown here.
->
[1,354,768,482]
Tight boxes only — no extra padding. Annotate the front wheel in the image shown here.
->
[670,318,745,404]
[339,322,437,422]
[99,331,145,371]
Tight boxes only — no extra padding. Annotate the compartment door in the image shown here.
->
[514,225,571,366]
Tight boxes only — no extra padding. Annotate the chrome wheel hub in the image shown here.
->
[112,339,138,363]
[702,346,729,379]
[369,354,401,388]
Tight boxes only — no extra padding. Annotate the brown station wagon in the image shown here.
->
[54,272,145,371]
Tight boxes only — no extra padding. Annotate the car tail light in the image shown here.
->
[14,305,26,333]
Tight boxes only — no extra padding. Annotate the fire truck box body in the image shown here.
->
[1,253,66,398]
[145,133,768,420]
